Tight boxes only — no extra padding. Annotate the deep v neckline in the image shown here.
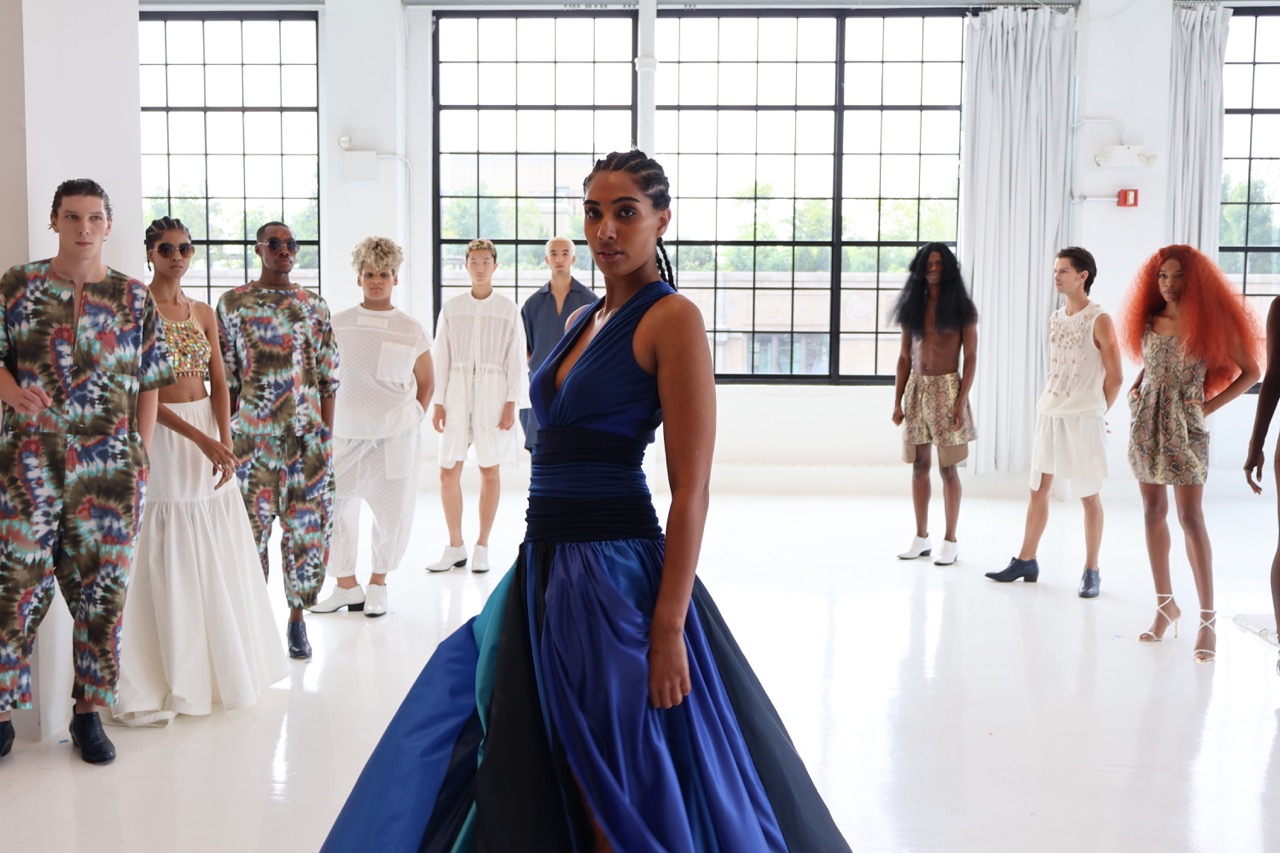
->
[548,301,606,400]
[546,281,659,404]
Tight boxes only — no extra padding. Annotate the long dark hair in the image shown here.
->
[889,242,977,335]
[583,150,676,289]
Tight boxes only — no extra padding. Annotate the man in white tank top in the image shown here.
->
[986,247,1123,597]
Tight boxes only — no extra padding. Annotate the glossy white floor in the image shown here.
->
[4,476,1280,852]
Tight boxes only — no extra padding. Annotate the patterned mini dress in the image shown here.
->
[1127,327,1209,485]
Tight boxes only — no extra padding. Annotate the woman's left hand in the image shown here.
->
[648,627,691,709]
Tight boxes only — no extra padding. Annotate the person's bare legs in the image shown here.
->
[910,444,931,538]
[1174,484,1215,660]
[1018,474,1054,560]
[1081,492,1103,569]
[440,462,465,547]
[939,463,961,542]
[476,464,500,548]
[1138,482,1181,639]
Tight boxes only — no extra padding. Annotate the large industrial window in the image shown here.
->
[656,11,964,380]
[432,9,964,383]
[434,12,636,309]
[139,11,321,303]
[1222,9,1280,327]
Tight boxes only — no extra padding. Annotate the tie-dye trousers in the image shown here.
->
[233,430,334,610]
[0,431,148,711]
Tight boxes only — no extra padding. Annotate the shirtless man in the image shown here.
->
[890,242,978,566]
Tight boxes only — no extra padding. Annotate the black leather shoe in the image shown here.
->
[985,557,1040,583]
[287,620,312,660]
[1078,568,1101,599]
[69,711,116,764]
[1,719,14,758]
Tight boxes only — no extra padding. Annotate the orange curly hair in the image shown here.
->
[1120,244,1261,398]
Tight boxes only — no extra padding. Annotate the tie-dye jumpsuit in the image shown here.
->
[0,261,174,711]
[216,284,339,610]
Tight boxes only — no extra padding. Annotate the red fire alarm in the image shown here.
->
[1117,189,1139,207]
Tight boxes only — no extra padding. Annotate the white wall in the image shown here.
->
[22,0,144,274]
[320,0,414,317]
[3,0,147,742]
[0,3,29,266]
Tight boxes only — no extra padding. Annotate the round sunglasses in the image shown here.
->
[257,237,300,253]
[155,242,196,259]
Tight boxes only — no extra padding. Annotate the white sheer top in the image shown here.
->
[332,306,432,439]
[431,291,526,407]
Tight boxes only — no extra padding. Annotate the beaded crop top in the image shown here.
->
[159,313,211,378]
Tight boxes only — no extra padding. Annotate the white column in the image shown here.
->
[4,0,146,743]
[635,0,658,155]
[320,0,410,316]
[0,2,29,264]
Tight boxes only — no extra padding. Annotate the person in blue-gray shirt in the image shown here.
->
[519,236,596,452]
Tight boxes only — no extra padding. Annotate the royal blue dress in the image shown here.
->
[322,281,849,852]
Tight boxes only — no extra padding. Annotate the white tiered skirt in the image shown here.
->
[111,399,287,727]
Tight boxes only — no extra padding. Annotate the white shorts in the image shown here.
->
[437,374,517,468]
[1029,412,1107,497]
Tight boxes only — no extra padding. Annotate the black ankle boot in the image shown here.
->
[985,557,1040,583]
[69,711,116,764]
[287,620,312,659]
[1,719,14,758]
[1078,568,1101,599]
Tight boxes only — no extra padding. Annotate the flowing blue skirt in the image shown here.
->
[322,534,848,852]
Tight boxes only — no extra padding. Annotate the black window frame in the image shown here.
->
[432,10,638,316]
[1221,6,1280,329]
[430,7,966,385]
[139,9,322,302]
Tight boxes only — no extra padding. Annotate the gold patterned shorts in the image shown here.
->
[902,372,977,466]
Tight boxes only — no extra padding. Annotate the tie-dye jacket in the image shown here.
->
[216,284,339,436]
[0,261,173,436]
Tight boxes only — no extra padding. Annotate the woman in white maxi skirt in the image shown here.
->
[111,218,287,727]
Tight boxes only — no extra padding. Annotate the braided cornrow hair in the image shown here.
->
[144,216,191,271]
[584,150,676,289]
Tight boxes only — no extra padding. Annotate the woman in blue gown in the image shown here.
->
[322,151,849,852]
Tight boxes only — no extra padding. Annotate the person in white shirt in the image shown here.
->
[311,237,433,617]
[427,238,525,575]
[985,247,1123,597]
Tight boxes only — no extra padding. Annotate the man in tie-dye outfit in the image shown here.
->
[0,179,173,764]
[217,222,338,661]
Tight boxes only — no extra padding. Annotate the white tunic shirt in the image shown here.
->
[432,290,526,464]
[332,305,433,440]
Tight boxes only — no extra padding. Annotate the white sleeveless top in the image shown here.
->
[1036,301,1107,416]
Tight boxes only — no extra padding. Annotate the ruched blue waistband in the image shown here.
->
[526,427,662,542]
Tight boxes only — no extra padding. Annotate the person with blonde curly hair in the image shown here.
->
[311,237,433,618]
[1122,244,1260,662]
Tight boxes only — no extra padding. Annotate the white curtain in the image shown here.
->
[960,8,1074,475]
[1168,3,1232,251]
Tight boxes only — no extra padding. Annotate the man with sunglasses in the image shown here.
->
[216,222,339,660]
[0,179,173,764]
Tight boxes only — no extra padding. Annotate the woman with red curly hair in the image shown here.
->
[1123,244,1260,663]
